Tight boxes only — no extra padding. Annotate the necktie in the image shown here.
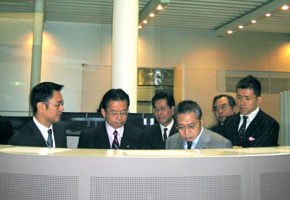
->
[112,130,119,149]
[238,116,248,145]
[47,129,53,147]
[187,141,192,149]
[163,128,168,142]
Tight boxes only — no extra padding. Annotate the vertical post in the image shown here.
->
[112,0,139,112]
[30,0,44,116]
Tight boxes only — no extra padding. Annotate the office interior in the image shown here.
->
[0,0,290,143]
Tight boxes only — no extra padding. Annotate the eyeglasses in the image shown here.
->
[213,104,228,112]
[176,123,200,132]
[106,111,129,117]
[153,106,169,113]
[44,102,64,108]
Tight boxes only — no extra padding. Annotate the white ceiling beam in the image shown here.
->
[214,0,290,37]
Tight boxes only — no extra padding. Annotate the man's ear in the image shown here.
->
[36,102,46,113]
[233,106,238,114]
[171,106,175,115]
[200,117,204,126]
[101,108,106,118]
[257,96,262,106]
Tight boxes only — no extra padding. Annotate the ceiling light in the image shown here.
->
[282,5,289,10]
[238,25,244,29]
[265,13,271,17]
[227,30,233,34]
[139,0,170,30]
[149,13,155,18]
[138,25,143,30]
[251,19,257,24]
[156,5,164,11]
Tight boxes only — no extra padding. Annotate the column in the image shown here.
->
[112,0,139,112]
[30,0,44,91]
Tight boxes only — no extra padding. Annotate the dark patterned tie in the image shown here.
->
[112,130,119,149]
[238,116,248,145]
[47,129,53,147]
[187,141,192,149]
[163,128,168,142]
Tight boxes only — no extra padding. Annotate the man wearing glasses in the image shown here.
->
[209,95,237,135]
[166,100,232,150]
[8,82,67,148]
[78,89,144,149]
[144,92,178,149]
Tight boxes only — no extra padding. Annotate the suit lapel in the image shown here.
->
[53,124,61,147]
[30,121,47,147]
[99,123,111,148]
[195,129,210,149]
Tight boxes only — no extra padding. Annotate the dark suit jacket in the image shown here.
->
[77,122,145,149]
[0,119,14,144]
[209,123,225,136]
[165,127,232,149]
[144,121,178,149]
[7,120,67,148]
[223,109,279,147]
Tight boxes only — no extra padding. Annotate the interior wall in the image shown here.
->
[1,18,288,127]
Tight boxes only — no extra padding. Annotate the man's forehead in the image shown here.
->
[214,97,229,106]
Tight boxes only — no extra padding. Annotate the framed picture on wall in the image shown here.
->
[138,68,174,86]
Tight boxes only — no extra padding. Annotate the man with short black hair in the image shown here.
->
[223,75,279,147]
[166,100,232,149]
[210,95,237,135]
[144,92,178,149]
[8,82,67,147]
[78,88,144,149]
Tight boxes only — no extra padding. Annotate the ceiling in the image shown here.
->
[0,0,290,36]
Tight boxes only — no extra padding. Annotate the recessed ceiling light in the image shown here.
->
[149,13,155,18]
[138,25,143,30]
[156,5,164,11]
[238,25,244,29]
[143,20,148,24]
[227,30,233,34]
[251,19,257,24]
[282,5,289,11]
[265,13,271,17]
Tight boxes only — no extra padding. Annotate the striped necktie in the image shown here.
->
[112,130,119,149]
[47,129,53,147]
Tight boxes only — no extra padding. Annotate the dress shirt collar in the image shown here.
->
[183,126,204,149]
[239,106,260,129]
[105,121,124,148]
[159,118,174,137]
[33,117,54,147]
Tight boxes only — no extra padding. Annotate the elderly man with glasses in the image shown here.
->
[78,88,144,149]
[209,95,237,135]
[166,100,232,150]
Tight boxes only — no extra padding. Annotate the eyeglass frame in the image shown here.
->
[43,101,64,108]
[153,106,170,113]
[106,110,130,117]
[176,122,201,132]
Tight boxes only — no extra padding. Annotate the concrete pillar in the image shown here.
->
[112,0,139,112]
[30,0,44,90]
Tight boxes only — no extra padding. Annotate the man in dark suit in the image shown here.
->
[223,75,279,147]
[209,95,237,135]
[144,92,178,149]
[78,89,144,149]
[8,82,67,148]
[166,100,232,149]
